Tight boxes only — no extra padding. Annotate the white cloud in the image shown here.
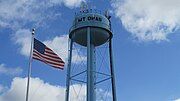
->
[0,0,85,30]
[13,29,31,57]
[112,0,180,41]
[0,0,49,29]
[63,0,85,8]
[13,29,85,63]
[0,77,111,101]
[0,64,23,76]
[50,0,85,8]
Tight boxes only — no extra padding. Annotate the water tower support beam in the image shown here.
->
[87,27,96,101]
[65,38,73,101]
[109,38,117,101]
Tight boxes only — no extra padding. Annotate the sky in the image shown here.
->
[0,0,180,101]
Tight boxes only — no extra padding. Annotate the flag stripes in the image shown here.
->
[32,38,65,69]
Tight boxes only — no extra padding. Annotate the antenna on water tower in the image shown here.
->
[80,1,88,11]
[65,1,117,101]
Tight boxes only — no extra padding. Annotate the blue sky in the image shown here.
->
[0,0,180,101]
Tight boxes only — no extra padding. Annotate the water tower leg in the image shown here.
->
[87,27,96,101]
[65,38,73,101]
[109,39,117,101]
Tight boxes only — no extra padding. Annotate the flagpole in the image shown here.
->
[25,28,35,101]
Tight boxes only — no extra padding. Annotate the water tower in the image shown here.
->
[65,3,117,101]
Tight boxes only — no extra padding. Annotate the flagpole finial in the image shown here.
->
[32,28,35,35]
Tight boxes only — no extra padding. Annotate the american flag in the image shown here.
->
[33,38,65,69]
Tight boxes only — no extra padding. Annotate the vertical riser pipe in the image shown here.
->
[87,27,96,101]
